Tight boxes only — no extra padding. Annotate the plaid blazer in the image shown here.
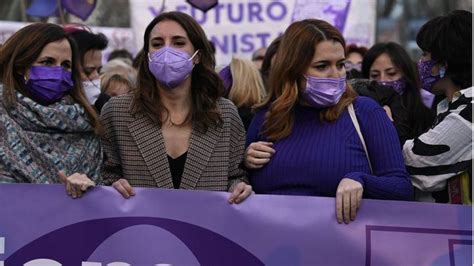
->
[99,94,248,191]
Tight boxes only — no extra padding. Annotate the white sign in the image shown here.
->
[1,0,376,66]
[130,0,376,65]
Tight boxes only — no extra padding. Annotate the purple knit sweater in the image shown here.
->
[246,96,413,200]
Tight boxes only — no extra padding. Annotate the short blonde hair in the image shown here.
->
[228,57,266,108]
[101,59,137,86]
[101,73,133,97]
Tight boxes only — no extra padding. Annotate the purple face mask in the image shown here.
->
[303,76,346,108]
[25,66,74,105]
[420,87,435,108]
[417,59,445,92]
[148,47,198,89]
[379,78,406,95]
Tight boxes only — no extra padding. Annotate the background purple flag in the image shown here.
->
[186,0,218,12]
[26,0,96,20]
[61,0,97,21]
[292,0,352,33]
[26,0,59,17]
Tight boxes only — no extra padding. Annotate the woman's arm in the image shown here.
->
[244,109,275,169]
[226,103,252,203]
[99,101,124,186]
[0,161,17,183]
[344,98,414,201]
[0,122,18,183]
[227,105,249,189]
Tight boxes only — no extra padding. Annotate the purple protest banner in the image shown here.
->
[0,184,471,265]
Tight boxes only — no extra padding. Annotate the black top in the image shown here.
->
[238,106,253,131]
[94,92,111,114]
[350,79,435,146]
[167,152,187,189]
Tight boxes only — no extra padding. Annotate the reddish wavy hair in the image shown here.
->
[259,19,357,141]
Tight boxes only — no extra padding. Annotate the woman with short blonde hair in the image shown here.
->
[227,57,266,130]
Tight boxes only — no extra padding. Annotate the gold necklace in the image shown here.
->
[169,117,181,127]
[168,115,189,127]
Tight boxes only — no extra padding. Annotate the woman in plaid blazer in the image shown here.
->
[99,12,252,204]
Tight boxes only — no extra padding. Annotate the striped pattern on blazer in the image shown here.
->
[99,94,248,191]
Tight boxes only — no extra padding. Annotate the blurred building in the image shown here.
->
[376,0,472,59]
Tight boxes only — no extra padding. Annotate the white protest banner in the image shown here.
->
[130,0,376,65]
[1,0,376,66]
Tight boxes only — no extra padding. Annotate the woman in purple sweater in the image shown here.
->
[245,19,413,224]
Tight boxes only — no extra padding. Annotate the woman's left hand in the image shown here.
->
[59,171,95,199]
[336,178,363,224]
[228,182,253,204]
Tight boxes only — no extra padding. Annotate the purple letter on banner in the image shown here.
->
[267,1,287,21]
[228,3,244,23]
[248,2,264,22]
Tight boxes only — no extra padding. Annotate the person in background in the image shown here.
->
[0,23,102,198]
[101,74,133,97]
[345,44,367,79]
[403,10,472,204]
[99,12,252,203]
[107,49,134,65]
[101,58,137,89]
[65,24,110,113]
[260,36,282,90]
[361,42,436,145]
[220,57,266,130]
[245,19,413,224]
[217,64,232,95]
[251,47,266,70]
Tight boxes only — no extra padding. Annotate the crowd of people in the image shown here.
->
[0,9,471,223]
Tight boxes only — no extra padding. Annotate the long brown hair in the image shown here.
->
[260,19,357,141]
[361,42,435,137]
[133,12,223,132]
[0,22,101,133]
